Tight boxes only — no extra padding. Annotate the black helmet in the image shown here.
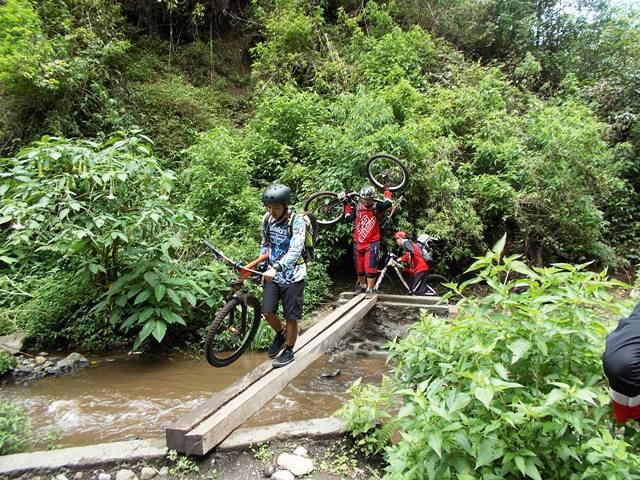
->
[360,185,375,199]
[262,184,291,205]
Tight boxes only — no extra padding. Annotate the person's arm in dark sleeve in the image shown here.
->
[375,188,393,211]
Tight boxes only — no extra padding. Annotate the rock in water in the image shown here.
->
[319,369,341,378]
[98,473,111,480]
[56,352,90,372]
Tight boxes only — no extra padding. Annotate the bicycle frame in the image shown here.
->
[373,255,413,294]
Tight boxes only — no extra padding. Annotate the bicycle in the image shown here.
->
[202,241,267,368]
[303,153,409,226]
[375,234,447,295]
[373,252,449,296]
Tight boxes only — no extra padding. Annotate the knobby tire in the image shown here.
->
[367,153,409,192]
[205,295,261,367]
[303,191,343,226]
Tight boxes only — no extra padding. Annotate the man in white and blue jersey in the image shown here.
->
[259,184,306,368]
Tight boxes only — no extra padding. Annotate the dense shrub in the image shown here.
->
[0,350,16,376]
[338,236,640,479]
[0,400,31,455]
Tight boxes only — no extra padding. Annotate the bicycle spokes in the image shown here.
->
[304,192,343,225]
[367,154,409,192]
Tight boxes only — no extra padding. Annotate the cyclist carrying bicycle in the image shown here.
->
[251,184,306,368]
[340,183,393,298]
[393,231,430,295]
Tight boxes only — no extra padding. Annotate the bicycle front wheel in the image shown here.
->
[304,191,343,226]
[205,295,261,367]
[367,153,409,192]
[421,274,449,296]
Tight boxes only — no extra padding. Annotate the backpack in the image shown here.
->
[415,233,434,263]
[262,211,318,264]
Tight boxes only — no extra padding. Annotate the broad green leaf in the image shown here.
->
[154,284,167,302]
[475,438,503,469]
[544,388,567,406]
[139,307,155,323]
[474,386,494,408]
[183,291,197,307]
[89,263,106,274]
[152,320,167,343]
[133,320,156,350]
[509,260,539,278]
[134,289,152,305]
[122,311,140,329]
[514,456,526,476]
[508,338,531,364]
[167,288,181,306]
[494,363,509,380]
[454,432,473,456]
[144,271,159,287]
[493,233,507,257]
[574,388,597,405]
[0,256,16,264]
[524,459,542,480]
[428,432,442,458]
[160,308,186,325]
[465,258,489,273]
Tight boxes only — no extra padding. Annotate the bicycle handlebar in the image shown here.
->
[202,241,265,276]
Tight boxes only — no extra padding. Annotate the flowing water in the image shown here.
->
[0,351,387,448]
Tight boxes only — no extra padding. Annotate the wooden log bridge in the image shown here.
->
[166,293,376,455]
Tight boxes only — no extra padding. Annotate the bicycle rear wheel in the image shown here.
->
[205,295,261,367]
[304,191,343,226]
[367,153,409,192]
[421,274,449,296]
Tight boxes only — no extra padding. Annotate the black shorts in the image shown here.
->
[262,280,305,321]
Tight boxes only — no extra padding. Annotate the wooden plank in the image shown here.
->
[183,296,377,455]
[165,293,366,451]
[339,292,445,305]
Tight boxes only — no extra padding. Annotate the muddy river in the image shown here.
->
[0,351,387,448]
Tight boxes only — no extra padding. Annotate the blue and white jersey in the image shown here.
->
[260,210,307,285]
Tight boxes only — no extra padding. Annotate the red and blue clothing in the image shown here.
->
[344,191,392,278]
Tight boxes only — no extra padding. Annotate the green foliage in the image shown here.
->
[0,350,16,375]
[251,442,273,462]
[0,0,130,151]
[0,400,31,455]
[0,133,216,350]
[167,449,200,478]
[186,126,262,235]
[250,322,275,351]
[336,376,396,456]
[0,0,47,91]
[98,257,212,350]
[251,0,323,85]
[0,272,99,349]
[340,236,640,479]
[128,75,224,161]
[0,133,185,278]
